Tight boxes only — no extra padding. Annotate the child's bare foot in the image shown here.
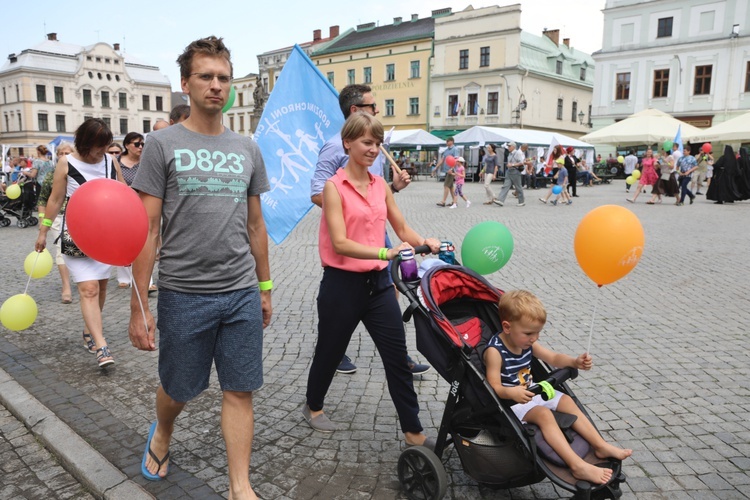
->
[595,442,633,461]
[571,462,613,485]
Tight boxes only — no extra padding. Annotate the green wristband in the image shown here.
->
[538,380,555,401]
[42,218,53,227]
[378,248,388,260]
[258,280,273,291]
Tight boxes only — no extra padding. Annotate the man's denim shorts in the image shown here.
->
[156,286,264,402]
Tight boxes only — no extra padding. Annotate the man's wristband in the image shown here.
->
[390,183,399,194]
[38,212,45,218]
[42,218,53,227]
[258,280,273,291]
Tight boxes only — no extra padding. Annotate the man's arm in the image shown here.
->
[247,195,272,328]
[129,193,162,351]
[311,138,346,207]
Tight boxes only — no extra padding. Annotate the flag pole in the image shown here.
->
[380,146,402,174]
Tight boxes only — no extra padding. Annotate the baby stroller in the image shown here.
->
[1,184,38,228]
[392,247,626,500]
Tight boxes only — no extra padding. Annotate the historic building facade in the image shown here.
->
[311,11,450,131]
[0,33,170,145]
[431,5,595,137]
[224,72,259,138]
[592,0,750,129]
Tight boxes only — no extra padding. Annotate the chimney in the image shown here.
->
[329,25,339,38]
[543,29,560,45]
[411,14,419,22]
[8,53,17,63]
[563,38,570,47]
[47,33,57,41]
[394,17,402,25]
[113,43,120,51]
[313,29,321,42]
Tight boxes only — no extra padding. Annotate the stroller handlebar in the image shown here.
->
[527,367,579,401]
[391,244,433,293]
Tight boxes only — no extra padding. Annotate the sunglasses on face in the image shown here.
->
[107,150,120,154]
[354,103,377,112]
[130,142,144,148]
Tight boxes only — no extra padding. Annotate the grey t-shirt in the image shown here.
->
[133,124,270,293]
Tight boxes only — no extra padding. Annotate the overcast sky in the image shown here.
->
[0,0,605,92]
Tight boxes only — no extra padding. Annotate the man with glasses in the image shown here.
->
[310,84,429,377]
[129,36,271,499]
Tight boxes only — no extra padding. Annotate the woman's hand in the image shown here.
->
[387,242,414,260]
[35,231,47,253]
[423,238,441,254]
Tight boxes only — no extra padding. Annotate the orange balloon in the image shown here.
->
[574,205,645,286]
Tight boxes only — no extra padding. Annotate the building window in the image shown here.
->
[653,69,669,98]
[364,67,372,84]
[143,119,150,133]
[657,17,673,38]
[467,93,478,115]
[16,84,20,101]
[615,72,630,100]
[409,97,419,115]
[694,65,712,95]
[556,60,563,75]
[36,85,46,102]
[18,114,22,130]
[571,101,578,122]
[459,50,469,70]
[156,96,163,111]
[239,115,245,131]
[746,61,750,92]
[385,64,395,81]
[238,92,243,107]
[4,115,9,132]
[327,72,334,85]
[410,61,420,78]
[38,113,48,131]
[54,86,64,103]
[229,116,234,130]
[83,89,92,107]
[120,118,128,135]
[487,92,499,115]
[580,67,586,81]
[142,95,150,110]
[556,98,563,120]
[448,95,459,116]
[347,69,355,85]
[480,47,490,67]
[101,91,110,108]
[102,117,111,129]
[119,92,127,109]
[2,88,5,104]
[55,114,66,132]
[385,99,394,117]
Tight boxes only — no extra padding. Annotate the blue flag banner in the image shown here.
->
[673,125,683,152]
[255,45,344,244]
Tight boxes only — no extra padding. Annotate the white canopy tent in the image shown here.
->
[684,111,750,143]
[580,108,704,147]
[388,129,444,148]
[452,126,594,149]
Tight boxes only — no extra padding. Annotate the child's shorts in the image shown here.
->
[455,183,464,197]
[511,392,564,422]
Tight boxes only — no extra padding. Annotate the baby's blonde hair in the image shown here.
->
[498,290,547,323]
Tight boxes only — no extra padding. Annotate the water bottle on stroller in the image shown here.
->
[399,249,419,282]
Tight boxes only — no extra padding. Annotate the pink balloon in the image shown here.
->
[446,156,456,167]
[65,179,148,266]
[702,143,712,153]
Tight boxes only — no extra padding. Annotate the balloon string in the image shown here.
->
[128,266,149,336]
[23,252,40,295]
[586,298,598,355]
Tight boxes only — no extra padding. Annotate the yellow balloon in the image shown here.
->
[574,205,645,287]
[632,170,641,180]
[555,157,565,165]
[617,156,625,164]
[626,176,635,185]
[0,294,38,331]
[24,249,54,278]
[6,184,21,200]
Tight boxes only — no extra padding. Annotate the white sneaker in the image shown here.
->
[517,202,525,207]
[449,203,457,209]
[466,201,471,208]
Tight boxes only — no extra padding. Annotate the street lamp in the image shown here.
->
[578,110,592,128]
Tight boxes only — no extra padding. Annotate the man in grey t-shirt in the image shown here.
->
[128,37,271,497]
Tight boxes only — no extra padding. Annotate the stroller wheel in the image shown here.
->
[28,217,38,226]
[17,219,28,228]
[0,218,10,227]
[398,446,448,500]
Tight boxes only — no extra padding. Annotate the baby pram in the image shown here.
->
[393,247,626,500]
[0,187,38,228]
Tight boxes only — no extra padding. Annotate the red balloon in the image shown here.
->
[702,143,712,153]
[65,179,148,266]
[446,156,456,167]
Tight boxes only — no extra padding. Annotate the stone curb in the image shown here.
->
[0,367,153,500]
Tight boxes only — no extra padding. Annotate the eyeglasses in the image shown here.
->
[107,150,121,154]
[354,103,377,112]
[131,142,144,148]
[190,73,233,84]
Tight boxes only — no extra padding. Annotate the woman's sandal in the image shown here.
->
[83,332,96,353]
[96,346,115,368]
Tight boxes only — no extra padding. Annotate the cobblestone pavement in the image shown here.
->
[1,179,749,499]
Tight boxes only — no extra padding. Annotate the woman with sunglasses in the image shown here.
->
[115,133,156,291]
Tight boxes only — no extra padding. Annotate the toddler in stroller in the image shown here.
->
[392,255,629,500]
[1,187,38,228]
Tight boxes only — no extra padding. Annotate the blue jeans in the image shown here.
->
[679,176,694,203]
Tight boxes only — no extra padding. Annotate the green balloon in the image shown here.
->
[461,221,514,275]
[662,140,673,151]
[222,85,236,113]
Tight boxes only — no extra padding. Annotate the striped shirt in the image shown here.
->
[487,334,534,387]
